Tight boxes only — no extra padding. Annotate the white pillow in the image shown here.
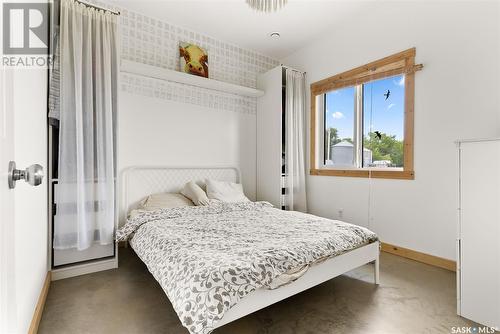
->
[181,181,210,206]
[205,179,250,203]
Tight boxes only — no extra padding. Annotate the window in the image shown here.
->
[311,48,422,179]
[323,75,405,169]
[324,86,356,167]
[363,76,405,168]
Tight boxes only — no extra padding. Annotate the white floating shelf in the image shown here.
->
[121,60,264,98]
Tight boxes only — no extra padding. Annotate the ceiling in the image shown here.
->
[108,0,372,59]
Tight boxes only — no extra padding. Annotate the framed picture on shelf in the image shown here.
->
[179,42,209,78]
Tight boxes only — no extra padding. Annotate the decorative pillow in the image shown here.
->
[180,181,210,206]
[205,179,250,203]
[128,192,194,219]
[141,192,194,210]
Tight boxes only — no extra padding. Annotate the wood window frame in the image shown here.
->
[310,48,423,180]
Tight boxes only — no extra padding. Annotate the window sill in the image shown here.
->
[309,168,414,180]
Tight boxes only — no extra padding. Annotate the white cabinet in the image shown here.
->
[256,66,286,208]
[458,139,500,328]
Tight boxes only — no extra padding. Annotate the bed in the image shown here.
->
[118,166,380,334]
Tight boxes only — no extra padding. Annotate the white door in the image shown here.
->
[0,30,49,334]
[0,58,17,334]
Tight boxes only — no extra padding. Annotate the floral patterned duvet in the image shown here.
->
[116,201,378,334]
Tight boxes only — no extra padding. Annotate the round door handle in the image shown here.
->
[8,161,44,189]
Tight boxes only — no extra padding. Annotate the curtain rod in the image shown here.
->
[281,64,306,74]
[74,0,121,15]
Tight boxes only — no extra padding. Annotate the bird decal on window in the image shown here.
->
[374,131,382,139]
[384,89,391,100]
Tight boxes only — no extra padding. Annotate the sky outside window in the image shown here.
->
[325,86,355,140]
[363,75,405,141]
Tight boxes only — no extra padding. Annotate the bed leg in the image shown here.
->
[374,255,380,285]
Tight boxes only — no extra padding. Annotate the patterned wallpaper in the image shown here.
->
[100,2,280,114]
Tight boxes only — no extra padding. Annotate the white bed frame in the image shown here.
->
[120,166,380,329]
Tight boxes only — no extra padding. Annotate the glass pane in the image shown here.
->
[324,86,355,167]
[363,75,405,168]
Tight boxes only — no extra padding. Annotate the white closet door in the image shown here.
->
[256,66,283,207]
[459,140,500,328]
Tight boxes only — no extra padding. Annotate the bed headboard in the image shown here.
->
[118,166,240,225]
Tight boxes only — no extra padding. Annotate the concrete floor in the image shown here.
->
[39,248,479,334]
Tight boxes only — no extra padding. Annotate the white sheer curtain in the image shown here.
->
[285,69,307,212]
[54,0,118,250]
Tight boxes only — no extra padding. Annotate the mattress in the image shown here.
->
[116,201,378,334]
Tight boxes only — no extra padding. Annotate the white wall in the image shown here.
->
[282,1,500,260]
[118,93,257,200]
[112,3,279,204]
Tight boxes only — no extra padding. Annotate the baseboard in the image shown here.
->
[381,242,456,272]
[28,271,51,334]
[51,258,118,281]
